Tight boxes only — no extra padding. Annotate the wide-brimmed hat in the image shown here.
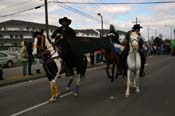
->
[132,24,143,30]
[59,17,71,25]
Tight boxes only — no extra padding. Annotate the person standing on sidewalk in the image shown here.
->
[27,42,34,75]
[0,64,3,80]
[20,40,28,77]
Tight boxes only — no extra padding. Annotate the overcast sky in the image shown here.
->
[0,0,175,40]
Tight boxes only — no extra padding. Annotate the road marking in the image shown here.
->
[59,91,73,98]
[10,91,73,116]
[10,101,48,116]
[109,96,115,99]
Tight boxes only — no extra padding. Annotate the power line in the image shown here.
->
[0,0,55,18]
[53,1,175,5]
[0,4,44,18]
[0,0,32,11]
[58,3,100,22]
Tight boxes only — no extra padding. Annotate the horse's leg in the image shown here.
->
[73,75,81,96]
[111,64,115,82]
[66,75,74,91]
[54,58,62,78]
[106,63,112,79]
[125,69,131,97]
[132,76,136,88]
[49,80,59,103]
[44,63,59,103]
[115,59,119,79]
[136,69,140,94]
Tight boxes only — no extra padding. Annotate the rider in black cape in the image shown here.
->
[51,17,79,76]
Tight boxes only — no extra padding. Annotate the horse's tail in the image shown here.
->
[80,55,87,77]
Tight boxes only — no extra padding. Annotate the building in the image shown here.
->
[0,20,58,50]
[0,20,126,50]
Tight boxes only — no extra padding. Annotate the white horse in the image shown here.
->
[125,31,141,97]
[32,31,62,103]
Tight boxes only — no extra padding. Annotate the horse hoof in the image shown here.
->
[49,97,56,103]
[125,94,129,98]
[73,93,78,96]
[57,76,62,78]
[66,87,70,91]
[136,89,140,94]
[55,92,59,98]
[111,78,114,82]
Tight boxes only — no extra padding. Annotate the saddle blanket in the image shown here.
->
[113,43,125,54]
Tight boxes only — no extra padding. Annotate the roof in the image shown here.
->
[0,20,58,29]
[97,29,126,35]
[75,29,99,35]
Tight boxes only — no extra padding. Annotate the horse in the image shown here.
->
[100,35,125,82]
[51,32,87,96]
[125,31,141,97]
[101,46,119,82]
[32,31,62,103]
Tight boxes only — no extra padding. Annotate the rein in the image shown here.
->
[34,35,62,56]
[33,35,59,60]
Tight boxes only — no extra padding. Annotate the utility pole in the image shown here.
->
[97,13,103,38]
[147,25,150,41]
[44,0,49,39]
[155,30,157,37]
[132,17,141,24]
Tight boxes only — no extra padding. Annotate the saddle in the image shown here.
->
[112,43,125,55]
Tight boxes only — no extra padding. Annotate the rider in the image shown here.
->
[51,17,76,76]
[107,24,123,74]
[107,24,120,44]
[124,24,146,77]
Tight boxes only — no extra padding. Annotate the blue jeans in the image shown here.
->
[22,61,27,76]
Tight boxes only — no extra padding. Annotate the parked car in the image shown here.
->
[8,47,21,59]
[0,51,18,67]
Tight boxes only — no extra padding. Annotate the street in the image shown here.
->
[0,55,175,116]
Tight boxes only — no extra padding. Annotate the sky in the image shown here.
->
[0,0,175,40]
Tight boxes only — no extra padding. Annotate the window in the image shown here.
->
[10,35,14,38]
[15,35,18,38]
[0,35,3,38]
[0,53,7,57]
[20,35,23,38]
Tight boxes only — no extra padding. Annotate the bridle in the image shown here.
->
[129,32,139,50]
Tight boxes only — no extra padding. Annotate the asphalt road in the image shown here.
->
[0,55,175,116]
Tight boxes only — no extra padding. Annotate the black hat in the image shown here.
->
[59,17,71,25]
[132,24,142,30]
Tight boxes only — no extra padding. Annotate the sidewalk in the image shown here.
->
[0,63,104,87]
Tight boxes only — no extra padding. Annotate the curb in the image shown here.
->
[0,74,45,87]
[0,63,105,87]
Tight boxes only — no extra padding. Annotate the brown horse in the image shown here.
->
[99,47,120,82]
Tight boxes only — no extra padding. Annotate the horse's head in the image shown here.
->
[129,31,139,51]
[119,34,127,45]
[51,28,63,43]
[32,31,47,57]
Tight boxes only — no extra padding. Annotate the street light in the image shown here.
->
[97,13,103,38]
